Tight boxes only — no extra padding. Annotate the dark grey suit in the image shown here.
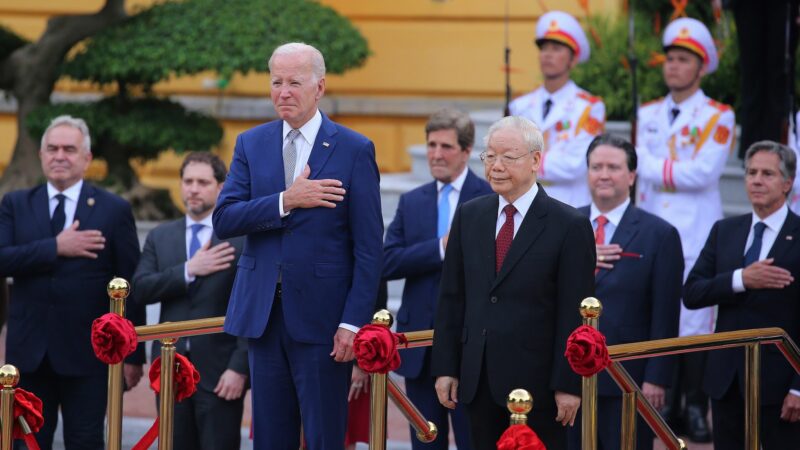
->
[133,218,247,450]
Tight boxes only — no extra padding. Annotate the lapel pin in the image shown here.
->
[87,198,95,207]
[787,235,793,240]
[322,142,330,148]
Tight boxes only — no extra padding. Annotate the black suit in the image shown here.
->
[684,209,800,449]
[0,182,143,450]
[133,219,247,450]
[432,186,596,450]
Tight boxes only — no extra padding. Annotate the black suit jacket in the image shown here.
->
[133,218,248,393]
[431,186,596,411]
[579,204,683,396]
[0,182,143,376]
[684,210,800,405]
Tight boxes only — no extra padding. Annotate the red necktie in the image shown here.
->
[496,204,517,273]
[594,215,608,275]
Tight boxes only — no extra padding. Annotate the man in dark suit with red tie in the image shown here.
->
[431,116,596,450]
[569,134,683,450]
[685,140,800,449]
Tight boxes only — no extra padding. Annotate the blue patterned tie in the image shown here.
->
[51,194,66,236]
[189,224,204,259]
[438,184,453,238]
[743,222,767,267]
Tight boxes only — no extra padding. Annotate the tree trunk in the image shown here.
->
[0,0,127,196]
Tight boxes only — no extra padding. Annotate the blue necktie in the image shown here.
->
[189,224,204,259]
[438,184,453,238]
[744,222,767,267]
[51,194,66,236]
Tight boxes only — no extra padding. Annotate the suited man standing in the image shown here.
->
[384,108,491,450]
[0,115,144,450]
[133,152,247,450]
[212,43,383,450]
[568,134,683,450]
[685,141,800,449]
[432,116,595,449]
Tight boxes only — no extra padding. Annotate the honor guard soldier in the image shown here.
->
[637,17,735,443]
[509,10,605,207]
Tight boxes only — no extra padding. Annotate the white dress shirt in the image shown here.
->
[184,214,214,283]
[437,166,468,259]
[496,183,539,238]
[589,198,630,244]
[278,109,323,216]
[732,204,789,292]
[47,180,83,231]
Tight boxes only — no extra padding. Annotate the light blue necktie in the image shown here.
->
[438,184,453,238]
[189,224,204,259]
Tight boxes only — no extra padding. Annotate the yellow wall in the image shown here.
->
[0,0,620,196]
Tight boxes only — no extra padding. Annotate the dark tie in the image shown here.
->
[438,184,453,238]
[543,99,553,120]
[189,224,204,259]
[594,215,608,275]
[495,204,517,273]
[51,194,66,236]
[669,107,680,125]
[743,222,767,267]
[283,129,301,188]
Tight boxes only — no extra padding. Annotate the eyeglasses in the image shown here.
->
[479,151,532,166]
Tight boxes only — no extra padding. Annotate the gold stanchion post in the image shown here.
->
[580,297,602,450]
[368,310,392,450]
[507,388,533,425]
[620,391,637,450]
[106,277,130,450]
[158,337,178,450]
[745,343,760,450]
[0,364,19,450]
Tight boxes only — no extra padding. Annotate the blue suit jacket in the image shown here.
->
[384,170,491,379]
[685,211,800,405]
[213,113,384,344]
[579,203,683,396]
[0,182,143,376]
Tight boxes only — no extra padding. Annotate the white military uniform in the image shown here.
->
[509,10,605,207]
[510,81,605,207]
[637,90,735,336]
[789,110,800,214]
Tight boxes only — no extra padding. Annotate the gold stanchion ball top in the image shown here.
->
[0,364,20,388]
[506,388,533,414]
[416,421,438,443]
[579,297,603,319]
[107,277,130,300]
[372,309,393,327]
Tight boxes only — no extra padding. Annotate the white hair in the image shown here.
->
[484,116,544,153]
[268,42,326,81]
[41,115,92,154]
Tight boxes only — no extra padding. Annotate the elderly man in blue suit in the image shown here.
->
[212,43,383,450]
[384,108,491,450]
[569,134,683,450]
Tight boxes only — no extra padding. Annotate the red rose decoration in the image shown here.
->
[91,313,138,365]
[565,325,612,377]
[13,388,44,439]
[150,353,200,402]
[496,424,547,450]
[353,325,408,374]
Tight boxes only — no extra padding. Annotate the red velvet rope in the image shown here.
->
[353,324,408,374]
[132,353,200,450]
[0,388,46,450]
[496,424,547,450]
[565,325,612,377]
[90,312,138,365]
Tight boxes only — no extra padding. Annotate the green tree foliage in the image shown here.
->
[573,13,739,121]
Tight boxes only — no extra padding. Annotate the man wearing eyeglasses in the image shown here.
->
[432,116,596,450]
[384,108,491,450]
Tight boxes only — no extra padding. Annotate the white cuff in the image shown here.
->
[338,323,360,334]
[790,389,800,397]
[184,262,196,284]
[732,268,745,293]
[279,192,290,217]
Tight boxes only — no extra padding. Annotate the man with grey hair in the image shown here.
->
[431,116,595,449]
[384,108,491,450]
[685,140,800,449]
[213,43,383,449]
[0,115,144,450]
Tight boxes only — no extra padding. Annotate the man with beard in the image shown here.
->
[134,152,247,450]
[636,17,735,443]
[509,10,605,207]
